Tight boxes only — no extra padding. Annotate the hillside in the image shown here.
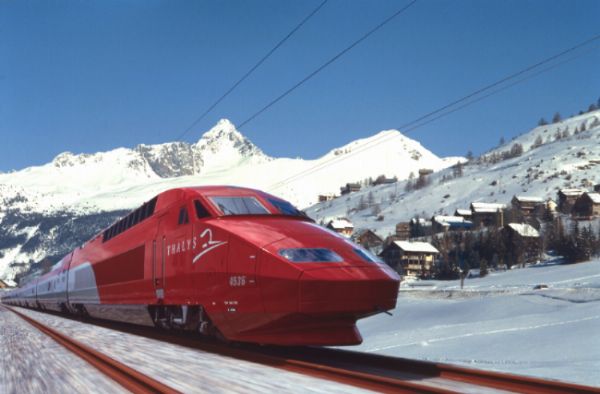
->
[306,110,600,238]
[0,120,456,280]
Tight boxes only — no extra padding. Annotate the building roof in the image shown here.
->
[393,241,439,254]
[514,195,545,203]
[327,218,354,229]
[433,215,467,224]
[354,229,382,239]
[559,188,586,196]
[455,209,472,216]
[470,202,506,213]
[585,192,600,204]
[507,223,540,238]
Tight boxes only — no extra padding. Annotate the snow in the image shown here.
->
[586,192,600,204]
[559,188,586,196]
[470,202,506,213]
[455,209,472,216]
[433,215,467,224]
[0,120,458,216]
[351,258,600,387]
[513,195,545,203]
[394,241,439,254]
[327,218,354,230]
[307,110,600,239]
[507,223,540,238]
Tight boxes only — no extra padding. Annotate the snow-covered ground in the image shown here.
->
[307,110,600,238]
[352,258,600,387]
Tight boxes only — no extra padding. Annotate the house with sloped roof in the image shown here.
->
[557,188,586,214]
[454,208,472,219]
[503,223,542,264]
[511,195,545,217]
[572,192,600,219]
[431,215,473,233]
[353,229,384,253]
[379,241,439,278]
[326,217,354,237]
[0,279,14,289]
[470,202,506,228]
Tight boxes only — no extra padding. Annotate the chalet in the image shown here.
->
[572,192,600,219]
[511,195,545,217]
[353,229,384,253]
[431,215,473,233]
[379,241,439,278]
[373,175,397,186]
[395,222,410,240]
[326,218,354,237]
[557,189,585,214]
[318,194,335,203]
[0,279,12,289]
[409,217,432,237]
[340,183,361,195]
[470,202,506,228]
[418,168,434,176]
[503,223,542,263]
[454,209,472,220]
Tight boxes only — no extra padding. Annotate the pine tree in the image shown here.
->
[532,135,543,149]
[538,118,548,126]
[367,191,375,207]
[552,112,562,123]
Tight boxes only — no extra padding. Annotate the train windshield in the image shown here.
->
[209,196,270,216]
[266,197,304,217]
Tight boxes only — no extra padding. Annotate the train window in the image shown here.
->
[178,207,189,225]
[209,196,269,216]
[194,200,211,219]
[267,197,303,216]
[134,208,142,224]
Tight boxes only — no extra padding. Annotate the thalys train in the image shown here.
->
[1,186,400,345]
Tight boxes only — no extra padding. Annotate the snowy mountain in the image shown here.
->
[0,119,456,280]
[307,110,600,238]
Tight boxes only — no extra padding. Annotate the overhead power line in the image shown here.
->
[267,33,600,191]
[175,0,329,142]
[237,0,419,130]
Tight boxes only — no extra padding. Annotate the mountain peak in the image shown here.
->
[200,118,240,141]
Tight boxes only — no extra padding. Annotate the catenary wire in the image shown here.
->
[236,0,419,130]
[271,44,599,190]
[174,0,329,142]
[266,34,600,191]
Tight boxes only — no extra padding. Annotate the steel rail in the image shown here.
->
[3,305,180,394]
[6,305,600,394]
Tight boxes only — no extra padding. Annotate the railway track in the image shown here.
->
[3,305,180,394]
[6,305,600,394]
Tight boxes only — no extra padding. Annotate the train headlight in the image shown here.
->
[278,248,343,263]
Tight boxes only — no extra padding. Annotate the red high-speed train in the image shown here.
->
[1,186,400,345]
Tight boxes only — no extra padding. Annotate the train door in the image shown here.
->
[225,237,264,331]
[153,214,168,301]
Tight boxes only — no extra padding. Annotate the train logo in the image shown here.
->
[192,228,227,264]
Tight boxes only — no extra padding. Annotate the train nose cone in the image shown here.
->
[298,266,399,315]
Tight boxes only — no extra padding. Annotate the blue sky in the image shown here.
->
[1,0,599,172]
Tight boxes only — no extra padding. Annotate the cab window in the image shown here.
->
[178,207,189,225]
[194,200,211,219]
[209,196,269,216]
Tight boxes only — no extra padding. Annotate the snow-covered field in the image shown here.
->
[352,258,600,387]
